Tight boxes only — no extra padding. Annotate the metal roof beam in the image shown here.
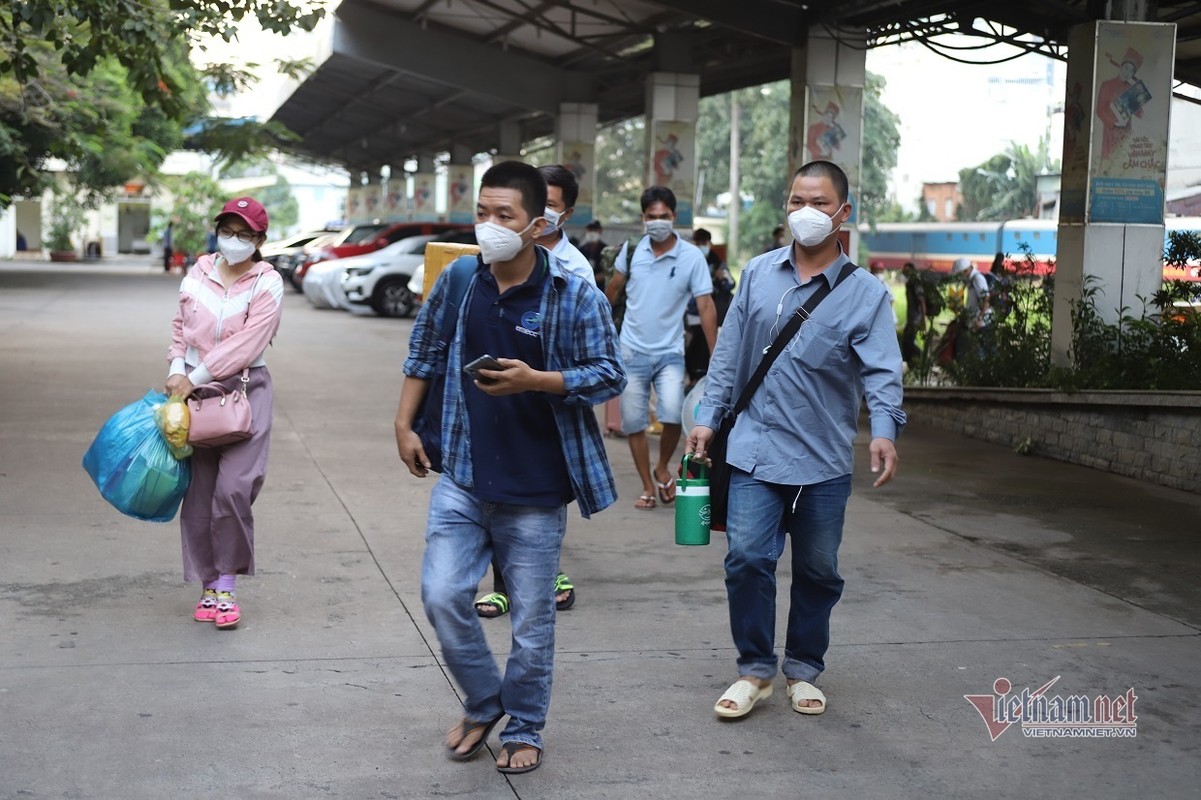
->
[333,1,592,115]
[639,0,809,46]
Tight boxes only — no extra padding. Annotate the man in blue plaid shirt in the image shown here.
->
[394,161,625,774]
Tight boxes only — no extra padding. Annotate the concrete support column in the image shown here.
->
[1053,20,1176,366]
[788,28,867,255]
[645,72,700,225]
[446,144,476,224]
[411,154,437,221]
[555,102,598,224]
[494,120,524,164]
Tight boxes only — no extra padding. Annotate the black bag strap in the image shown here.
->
[731,261,858,416]
[435,256,479,344]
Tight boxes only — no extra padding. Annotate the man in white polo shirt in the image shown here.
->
[605,186,717,509]
[535,164,596,285]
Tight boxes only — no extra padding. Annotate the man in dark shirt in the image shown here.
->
[395,161,625,774]
[578,219,607,287]
[685,228,735,384]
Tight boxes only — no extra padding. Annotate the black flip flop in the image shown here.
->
[446,714,504,761]
[496,741,542,774]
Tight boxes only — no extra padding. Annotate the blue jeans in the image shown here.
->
[421,475,567,750]
[724,469,852,683]
[619,345,686,433]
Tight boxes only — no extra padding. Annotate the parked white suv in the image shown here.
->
[343,229,476,317]
[340,234,439,317]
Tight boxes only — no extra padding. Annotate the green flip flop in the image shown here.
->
[554,573,576,611]
[475,592,509,618]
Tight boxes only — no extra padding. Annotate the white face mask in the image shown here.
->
[542,207,563,231]
[787,205,842,247]
[644,218,673,243]
[475,219,539,263]
[218,234,257,264]
[697,244,711,256]
[584,231,601,243]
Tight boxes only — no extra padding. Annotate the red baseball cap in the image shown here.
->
[215,197,269,232]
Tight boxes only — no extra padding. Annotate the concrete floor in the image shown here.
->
[1,258,1199,799]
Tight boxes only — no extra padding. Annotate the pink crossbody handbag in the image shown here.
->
[186,370,252,448]
[184,267,262,448]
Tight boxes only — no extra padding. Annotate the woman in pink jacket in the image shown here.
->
[166,197,284,629]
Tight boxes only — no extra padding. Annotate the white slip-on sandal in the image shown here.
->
[714,679,773,718]
[786,681,826,715]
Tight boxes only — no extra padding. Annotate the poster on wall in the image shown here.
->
[386,184,405,218]
[1088,22,1175,224]
[412,173,436,221]
[346,186,364,223]
[558,142,595,224]
[1058,25,1092,223]
[649,121,695,225]
[802,85,862,223]
[447,165,474,223]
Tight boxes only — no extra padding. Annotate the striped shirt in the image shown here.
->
[403,247,626,517]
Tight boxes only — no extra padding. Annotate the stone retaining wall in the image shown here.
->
[902,388,1201,494]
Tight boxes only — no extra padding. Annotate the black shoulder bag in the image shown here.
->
[707,262,857,531]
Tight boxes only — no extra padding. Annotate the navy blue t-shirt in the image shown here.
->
[462,254,572,507]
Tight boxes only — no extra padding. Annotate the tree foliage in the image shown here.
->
[594,116,646,225]
[0,39,202,206]
[151,171,225,258]
[221,158,300,233]
[860,72,903,225]
[0,1,324,206]
[957,140,1058,221]
[1,1,324,117]
[694,74,903,256]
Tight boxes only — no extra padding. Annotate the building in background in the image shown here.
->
[921,181,962,221]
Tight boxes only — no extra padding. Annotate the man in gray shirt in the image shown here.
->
[687,160,905,720]
[606,186,716,509]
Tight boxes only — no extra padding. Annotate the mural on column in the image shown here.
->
[412,173,436,221]
[649,121,695,224]
[346,186,364,223]
[364,185,381,218]
[560,142,594,223]
[447,165,474,223]
[801,85,862,222]
[1088,22,1175,224]
[386,183,405,219]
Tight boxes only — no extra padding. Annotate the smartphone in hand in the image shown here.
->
[463,354,504,385]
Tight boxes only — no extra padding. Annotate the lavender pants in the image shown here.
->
[179,366,273,583]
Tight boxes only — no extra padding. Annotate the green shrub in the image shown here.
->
[905,235,1201,391]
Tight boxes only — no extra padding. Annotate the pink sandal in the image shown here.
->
[214,592,240,629]
[193,589,218,623]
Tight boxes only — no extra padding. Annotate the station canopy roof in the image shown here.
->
[271,0,1201,171]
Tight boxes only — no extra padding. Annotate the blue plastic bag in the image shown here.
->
[82,390,192,523]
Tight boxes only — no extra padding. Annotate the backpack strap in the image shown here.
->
[436,256,478,342]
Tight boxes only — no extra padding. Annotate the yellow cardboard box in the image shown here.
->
[423,242,480,299]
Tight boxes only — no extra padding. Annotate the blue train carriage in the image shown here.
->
[862,219,1201,280]
[859,221,1056,274]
